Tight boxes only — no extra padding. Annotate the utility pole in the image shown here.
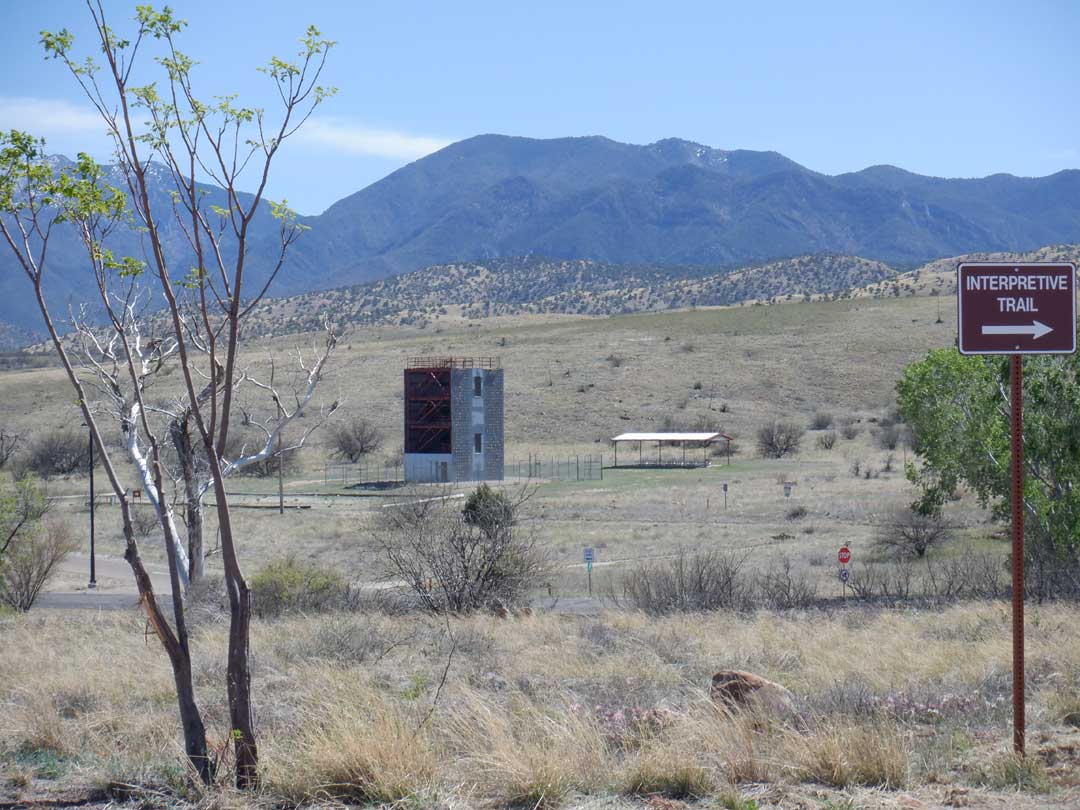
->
[87,423,96,589]
[276,396,285,516]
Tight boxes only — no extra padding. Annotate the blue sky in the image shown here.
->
[1,0,1078,215]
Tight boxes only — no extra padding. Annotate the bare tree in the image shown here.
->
[756,420,804,458]
[873,505,953,558]
[0,139,214,782]
[328,415,383,463]
[0,2,336,788]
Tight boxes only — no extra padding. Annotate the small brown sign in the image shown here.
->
[957,262,1077,355]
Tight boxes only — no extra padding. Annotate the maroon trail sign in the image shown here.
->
[957,263,1076,355]
[956,261,1077,758]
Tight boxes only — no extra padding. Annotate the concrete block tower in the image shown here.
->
[404,357,504,483]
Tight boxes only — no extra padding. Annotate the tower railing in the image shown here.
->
[406,356,500,369]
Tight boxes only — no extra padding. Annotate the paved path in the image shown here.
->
[36,553,172,610]
[37,554,607,614]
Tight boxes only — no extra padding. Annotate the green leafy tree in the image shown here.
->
[897,349,1080,597]
[0,3,335,788]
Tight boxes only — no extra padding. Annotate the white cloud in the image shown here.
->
[298,118,451,160]
[0,96,104,136]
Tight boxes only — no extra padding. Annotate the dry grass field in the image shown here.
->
[3,290,1080,808]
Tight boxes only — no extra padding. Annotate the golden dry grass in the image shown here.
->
[3,603,1080,807]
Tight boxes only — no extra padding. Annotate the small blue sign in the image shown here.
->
[839,567,850,583]
[584,547,595,563]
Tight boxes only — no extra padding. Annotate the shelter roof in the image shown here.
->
[610,431,732,443]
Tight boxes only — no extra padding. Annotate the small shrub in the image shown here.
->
[1,519,79,611]
[605,353,624,368]
[130,508,158,539]
[809,411,834,430]
[692,381,703,391]
[876,424,901,450]
[849,459,862,477]
[816,431,837,450]
[0,428,18,469]
[785,505,808,521]
[250,557,351,618]
[622,749,713,798]
[462,483,515,535]
[839,420,860,440]
[756,421,803,458]
[970,751,1050,792]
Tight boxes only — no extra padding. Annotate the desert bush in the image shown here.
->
[376,486,548,613]
[876,423,901,450]
[873,506,952,558]
[847,560,915,600]
[809,411,834,430]
[20,429,92,478]
[756,421,803,458]
[785,505,808,521]
[605,353,625,368]
[130,507,158,539]
[756,556,818,610]
[1,518,78,611]
[328,416,383,463]
[234,445,302,478]
[816,431,837,450]
[250,557,351,618]
[462,484,515,535]
[0,428,18,469]
[621,548,753,614]
[839,419,860,440]
[922,550,1007,600]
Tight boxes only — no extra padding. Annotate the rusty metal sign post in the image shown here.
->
[957,262,1077,755]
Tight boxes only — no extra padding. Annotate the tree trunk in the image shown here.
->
[171,418,205,582]
[23,280,214,786]
[207,466,258,788]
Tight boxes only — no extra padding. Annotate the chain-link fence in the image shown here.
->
[323,454,605,485]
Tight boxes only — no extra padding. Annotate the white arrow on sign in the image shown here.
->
[981,321,1053,339]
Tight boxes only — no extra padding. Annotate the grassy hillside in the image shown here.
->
[5,289,1080,808]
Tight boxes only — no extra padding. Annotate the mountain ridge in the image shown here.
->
[2,133,1080,344]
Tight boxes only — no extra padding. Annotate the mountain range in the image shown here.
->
[2,134,1080,345]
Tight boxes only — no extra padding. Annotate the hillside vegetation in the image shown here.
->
[238,245,1080,339]
[240,254,895,335]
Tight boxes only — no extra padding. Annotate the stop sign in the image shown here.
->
[838,546,851,565]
